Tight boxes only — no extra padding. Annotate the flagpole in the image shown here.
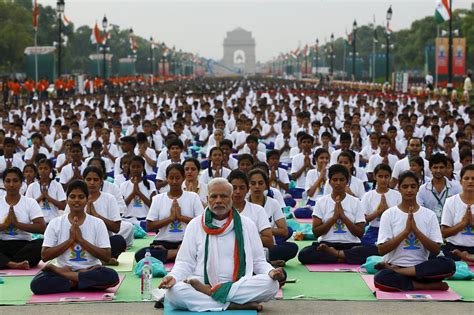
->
[435,24,440,88]
[372,21,376,83]
[34,27,39,85]
[96,43,100,76]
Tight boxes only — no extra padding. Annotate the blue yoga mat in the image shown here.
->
[164,300,257,315]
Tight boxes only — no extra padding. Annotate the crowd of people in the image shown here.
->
[0,77,473,311]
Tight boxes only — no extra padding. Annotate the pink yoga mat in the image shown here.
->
[146,232,156,236]
[469,265,474,272]
[0,261,47,277]
[361,275,461,301]
[275,288,283,300]
[164,262,174,272]
[27,275,125,304]
[293,217,313,224]
[305,263,363,272]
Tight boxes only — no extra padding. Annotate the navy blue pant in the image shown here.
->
[269,241,299,262]
[0,239,43,269]
[361,226,379,246]
[374,256,456,292]
[441,242,474,261]
[298,241,377,265]
[135,240,181,263]
[30,266,120,294]
[110,235,127,259]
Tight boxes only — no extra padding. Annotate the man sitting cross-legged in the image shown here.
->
[159,178,286,312]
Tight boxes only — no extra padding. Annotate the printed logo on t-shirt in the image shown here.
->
[134,196,143,208]
[69,244,87,262]
[461,225,474,236]
[2,218,17,236]
[169,220,183,233]
[403,233,421,250]
[41,199,51,210]
[333,219,347,234]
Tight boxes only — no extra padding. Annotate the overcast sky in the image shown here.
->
[40,0,472,62]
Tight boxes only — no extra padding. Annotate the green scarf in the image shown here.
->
[202,208,246,303]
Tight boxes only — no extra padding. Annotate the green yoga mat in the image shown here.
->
[0,275,34,305]
[447,280,474,301]
[281,259,376,301]
[109,252,135,272]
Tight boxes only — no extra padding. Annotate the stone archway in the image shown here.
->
[222,27,256,74]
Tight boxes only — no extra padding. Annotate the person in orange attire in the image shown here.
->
[55,78,64,99]
[24,79,35,104]
[8,80,21,108]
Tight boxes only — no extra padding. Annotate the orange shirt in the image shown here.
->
[55,79,64,90]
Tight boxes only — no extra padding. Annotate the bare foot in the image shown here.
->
[374,262,399,271]
[452,250,474,265]
[102,258,119,266]
[413,281,449,291]
[228,302,263,312]
[6,260,30,270]
[270,260,286,267]
[317,243,340,258]
[184,278,212,296]
[316,243,329,251]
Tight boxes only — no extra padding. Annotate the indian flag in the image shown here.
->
[435,0,450,23]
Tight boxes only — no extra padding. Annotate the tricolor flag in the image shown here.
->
[291,46,300,59]
[33,0,39,30]
[62,13,71,26]
[90,22,103,45]
[347,31,353,45]
[129,29,137,54]
[435,0,450,23]
[302,44,310,57]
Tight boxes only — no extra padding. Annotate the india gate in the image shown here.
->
[222,27,256,74]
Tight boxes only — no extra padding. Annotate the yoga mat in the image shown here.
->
[0,275,34,305]
[109,252,135,272]
[164,300,257,315]
[164,262,174,272]
[361,275,461,301]
[275,288,283,300]
[147,232,156,236]
[469,265,474,272]
[27,275,125,304]
[0,261,47,277]
[447,280,474,302]
[293,217,313,224]
[305,264,364,272]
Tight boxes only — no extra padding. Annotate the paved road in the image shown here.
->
[0,300,472,315]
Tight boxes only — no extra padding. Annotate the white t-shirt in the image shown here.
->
[134,147,157,175]
[361,189,402,228]
[120,179,156,218]
[59,163,87,185]
[261,197,285,229]
[323,176,366,200]
[270,167,290,195]
[102,181,127,214]
[0,195,43,241]
[274,135,298,164]
[305,169,326,201]
[65,192,121,236]
[312,194,365,243]
[182,181,208,207]
[199,167,232,185]
[25,181,66,223]
[367,154,399,173]
[239,201,271,233]
[290,153,314,189]
[377,206,442,267]
[330,149,360,166]
[441,194,474,247]
[43,214,110,270]
[146,191,204,242]
[24,146,50,160]
[392,156,431,180]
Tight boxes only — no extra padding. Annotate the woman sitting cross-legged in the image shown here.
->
[440,164,474,262]
[135,163,204,263]
[298,164,371,265]
[30,180,119,295]
[373,171,456,292]
[0,167,46,270]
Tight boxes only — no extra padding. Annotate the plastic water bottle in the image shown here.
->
[302,190,308,204]
[141,250,153,301]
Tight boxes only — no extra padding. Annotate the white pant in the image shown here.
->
[118,221,134,248]
[166,274,278,312]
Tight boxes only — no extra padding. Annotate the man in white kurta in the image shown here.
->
[159,178,284,312]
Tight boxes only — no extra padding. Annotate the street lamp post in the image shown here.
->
[352,20,357,80]
[161,43,166,78]
[56,0,65,78]
[447,0,453,90]
[386,6,393,83]
[150,36,155,75]
[315,38,319,77]
[102,15,108,80]
[330,33,335,76]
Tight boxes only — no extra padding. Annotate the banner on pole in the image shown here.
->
[436,37,466,76]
